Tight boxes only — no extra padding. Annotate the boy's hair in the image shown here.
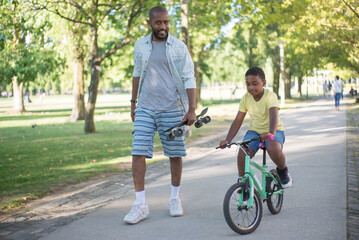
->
[245,67,265,80]
[335,75,339,80]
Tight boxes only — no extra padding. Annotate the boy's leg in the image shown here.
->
[238,131,259,177]
[237,148,255,177]
[266,141,286,169]
[267,141,292,188]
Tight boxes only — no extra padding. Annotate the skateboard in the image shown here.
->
[165,107,211,141]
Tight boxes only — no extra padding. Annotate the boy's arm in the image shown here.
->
[219,111,246,147]
[261,107,278,140]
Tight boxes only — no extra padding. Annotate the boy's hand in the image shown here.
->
[219,139,230,149]
[260,132,274,141]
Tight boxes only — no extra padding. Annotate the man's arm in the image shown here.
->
[183,88,196,125]
[131,77,140,122]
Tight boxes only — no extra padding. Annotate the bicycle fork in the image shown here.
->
[238,155,255,208]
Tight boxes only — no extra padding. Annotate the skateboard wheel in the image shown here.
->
[195,121,203,128]
[166,133,175,141]
[202,116,211,124]
[174,129,183,137]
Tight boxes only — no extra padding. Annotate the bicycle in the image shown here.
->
[216,136,284,234]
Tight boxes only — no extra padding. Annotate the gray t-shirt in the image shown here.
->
[138,41,180,111]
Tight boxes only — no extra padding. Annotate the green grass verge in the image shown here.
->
[0,94,236,211]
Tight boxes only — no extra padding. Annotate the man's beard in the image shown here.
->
[152,28,168,40]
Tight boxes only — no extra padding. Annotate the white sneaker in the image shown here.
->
[169,198,183,217]
[124,202,149,224]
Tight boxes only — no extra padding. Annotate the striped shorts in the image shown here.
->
[131,106,186,158]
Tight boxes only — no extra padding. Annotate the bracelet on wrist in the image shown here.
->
[130,99,137,103]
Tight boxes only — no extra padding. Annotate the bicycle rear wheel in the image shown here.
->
[266,169,283,214]
[223,182,263,235]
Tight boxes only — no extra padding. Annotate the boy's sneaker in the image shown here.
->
[277,167,293,188]
[124,202,149,224]
[169,198,183,217]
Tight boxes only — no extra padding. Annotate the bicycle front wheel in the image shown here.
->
[223,182,263,235]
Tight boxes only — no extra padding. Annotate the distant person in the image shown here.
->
[328,81,332,98]
[26,91,31,103]
[232,85,238,99]
[323,81,328,99]
[124,6,197,225]
[219,67,293,188]
[333,76,343,111]
[349,86,357,96]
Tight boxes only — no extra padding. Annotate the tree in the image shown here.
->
[303,0,359,74]
[0,1,63,113]
[33,0,143,133]
[177,0,239,106]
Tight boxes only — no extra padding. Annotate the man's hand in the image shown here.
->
[131,103,136,122]
[182,109,197,126]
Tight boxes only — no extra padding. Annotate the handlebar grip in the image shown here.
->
[216,144,227,149]
[268,134,274,141]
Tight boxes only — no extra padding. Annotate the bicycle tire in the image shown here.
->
[223,182,263,235]
[266,169,283,214]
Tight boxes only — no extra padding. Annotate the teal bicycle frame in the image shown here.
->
[238,141,283,208]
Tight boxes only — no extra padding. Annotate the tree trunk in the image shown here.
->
[284,68,291,99]
[297,75,303,97]
[181,0,190,49]
[12,77,25,113]
[69,52,85,122]
[194,61,202,107]
[272,47,280,96]
[84,26,100,133]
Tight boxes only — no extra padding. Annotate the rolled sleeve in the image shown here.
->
[181,48,196,89]
[132,42,142,78]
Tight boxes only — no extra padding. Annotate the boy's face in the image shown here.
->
[245,75,266,98]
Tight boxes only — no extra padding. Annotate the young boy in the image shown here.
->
[219,67,292,188]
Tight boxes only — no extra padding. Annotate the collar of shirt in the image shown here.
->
[144,33,174,46]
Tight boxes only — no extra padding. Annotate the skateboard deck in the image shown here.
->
[165,107,211,141]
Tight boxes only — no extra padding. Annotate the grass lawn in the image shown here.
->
[0,93,239,211]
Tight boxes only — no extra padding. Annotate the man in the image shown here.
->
[124,6,197,225]
[333,76,343,111]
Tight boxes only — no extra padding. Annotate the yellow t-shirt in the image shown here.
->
[239,89,284,133]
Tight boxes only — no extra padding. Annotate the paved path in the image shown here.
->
[0,99,350,239]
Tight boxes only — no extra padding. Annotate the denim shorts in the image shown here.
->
[243,130,285,153]
[131,106,186,158]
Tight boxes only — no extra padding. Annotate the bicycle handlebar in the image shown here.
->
[215,134,274,149]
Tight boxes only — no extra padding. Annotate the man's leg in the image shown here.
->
[132,155,147,191]
[170,157,182,187]
[124,107,155,224]
[169,157,183,217]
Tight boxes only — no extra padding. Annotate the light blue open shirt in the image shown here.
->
[132,33,196,113]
